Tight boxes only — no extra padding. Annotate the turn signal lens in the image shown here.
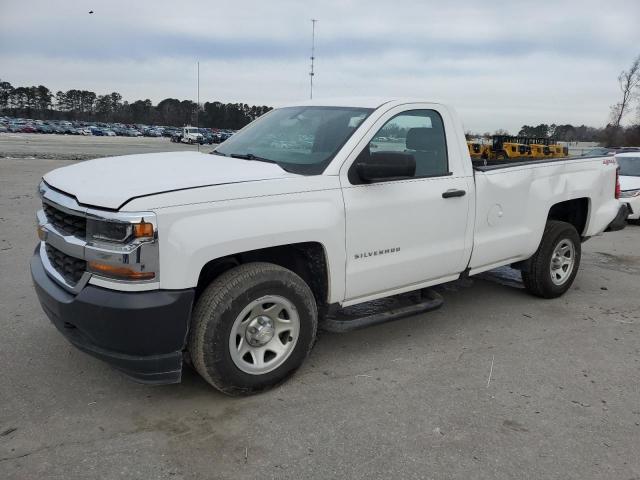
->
[133,221,154,239]
[37,225,45,241]
[88,261,155,280]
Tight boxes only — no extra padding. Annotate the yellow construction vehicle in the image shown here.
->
[467,141,491,159]
[467,141,482,158]
[491,136,531,160]
[527,138,555,159]
[529,144,555,159]
[548,143,568,158]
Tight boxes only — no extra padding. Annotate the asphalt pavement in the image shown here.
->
[1,139,639,479]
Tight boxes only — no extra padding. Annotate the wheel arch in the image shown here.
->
[547,197,590,237]
[195,242,330,312]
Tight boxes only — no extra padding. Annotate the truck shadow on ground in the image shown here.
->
[117,268,532,399]
[21,264,552,409]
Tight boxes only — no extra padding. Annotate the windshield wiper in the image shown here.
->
[219,152,297,173]
[229,153,278,164]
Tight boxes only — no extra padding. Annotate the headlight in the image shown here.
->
[85,214,158,282]
[620,189,640,198]
[87,218,154,243]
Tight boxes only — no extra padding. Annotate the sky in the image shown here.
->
[1,0,639,133]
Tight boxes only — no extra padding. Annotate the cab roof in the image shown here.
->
[276,97,442,110]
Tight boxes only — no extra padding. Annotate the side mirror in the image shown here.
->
[356,151,416,183]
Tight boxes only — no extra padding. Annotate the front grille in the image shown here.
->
[43,202,86,238]
[45,244,87,285]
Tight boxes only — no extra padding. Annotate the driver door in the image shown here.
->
[340,105,473,302]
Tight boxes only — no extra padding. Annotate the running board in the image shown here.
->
[320,289,443,333]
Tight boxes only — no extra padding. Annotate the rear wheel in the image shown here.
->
[189,262,318,395]
[522,220,581,298]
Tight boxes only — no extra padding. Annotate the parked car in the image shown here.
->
[616,152,640,223]
[585,146,640,156]
[614,147,640,154]
[199,133,215,145]
[581,147,612,157]
[143,128,163,137]
[31,99,627,395]
[102,129,116,137]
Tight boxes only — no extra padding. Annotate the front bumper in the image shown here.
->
[31,249,194,384]
[605,203,630,232]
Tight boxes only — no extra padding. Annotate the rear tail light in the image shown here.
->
[615,167,621,199]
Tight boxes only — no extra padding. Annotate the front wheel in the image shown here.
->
[189,262,318,395]
[522,220,581,298]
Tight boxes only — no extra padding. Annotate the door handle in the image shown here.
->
[442,189,466,198]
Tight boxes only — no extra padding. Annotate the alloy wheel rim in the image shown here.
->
[550,238,575,286]
[228,295,300,375]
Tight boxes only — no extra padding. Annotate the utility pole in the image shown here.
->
[197,61,200,152]
[309,19,317,99]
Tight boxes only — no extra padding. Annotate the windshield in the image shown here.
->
[214,106,372,174]
[186,128,199,134]
[618,156,640,177]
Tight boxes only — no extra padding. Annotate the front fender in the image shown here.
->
[155,187,346,303]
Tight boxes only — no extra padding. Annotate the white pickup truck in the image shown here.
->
[31,99,628,395]
[180,126,203,144]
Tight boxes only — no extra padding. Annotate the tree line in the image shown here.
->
[0,79,272,130]
[467,54,640,146]
[518,123,640,146]
[467,122,640,147]
[3,53,640,143]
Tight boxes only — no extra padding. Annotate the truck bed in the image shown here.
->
[468,153,619,276]
[472,154,610,171]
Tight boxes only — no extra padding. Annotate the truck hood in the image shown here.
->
[620,175,640,191]
[43,151,297,210]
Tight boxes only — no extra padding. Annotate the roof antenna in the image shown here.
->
[309,19,317,99]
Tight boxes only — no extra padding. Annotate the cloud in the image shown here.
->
[1,0,639,131]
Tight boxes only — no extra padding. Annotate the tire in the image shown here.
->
[521,220,581,298]
[189,262,318,395]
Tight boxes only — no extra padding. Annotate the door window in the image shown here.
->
[351,109,449,182]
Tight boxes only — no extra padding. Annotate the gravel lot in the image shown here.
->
[0,133,214,160]
[1,136,639,479]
